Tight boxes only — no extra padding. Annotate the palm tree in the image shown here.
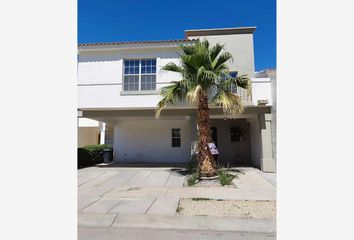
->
[155,40,251,177]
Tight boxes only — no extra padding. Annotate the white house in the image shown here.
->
[77,27,276,172]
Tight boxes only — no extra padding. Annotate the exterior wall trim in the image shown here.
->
[185,27,256,37]
[78,41,194,52]
[78,81,179,86]
[120,90,159,96]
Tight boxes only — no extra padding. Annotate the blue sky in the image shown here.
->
[79,0,276,71]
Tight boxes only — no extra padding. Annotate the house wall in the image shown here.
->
[112,117,254,166]
[251,78,273,105]
[113,118,191,163]
[249,119,262,169]
[210,119,252,166]
[78,33,261,110]
[260,113,275,172]
[248,113,275,172]
[187,33,255,78]
[77,118,100,147]
[105,123,114,146]
[78,127,99,147]
[78,47,182,109]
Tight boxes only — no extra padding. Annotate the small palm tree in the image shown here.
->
[156,40,251,177]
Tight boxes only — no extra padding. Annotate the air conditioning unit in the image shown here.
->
[257,99,269,105]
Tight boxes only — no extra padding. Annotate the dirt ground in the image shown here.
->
[177,199,276,219]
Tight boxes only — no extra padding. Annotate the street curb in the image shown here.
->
[79,213,276,233]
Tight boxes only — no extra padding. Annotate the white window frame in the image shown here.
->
[123,58,156,92]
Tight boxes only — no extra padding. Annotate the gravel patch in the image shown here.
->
[193,179,224,187]
[177,199,276,219]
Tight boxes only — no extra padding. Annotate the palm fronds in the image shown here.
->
[155,80,188,118]
[156,39,250,118]
[212,89,244,116]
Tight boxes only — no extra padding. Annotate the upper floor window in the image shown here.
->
[123,59,156,91]
[221,71,238,94]
[229,72,238,93]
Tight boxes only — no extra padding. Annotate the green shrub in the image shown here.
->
[79,144,112,164]
[185,154,198,174]
[187,172,199,186]
[78,147,92,168]
[218,169,235,186]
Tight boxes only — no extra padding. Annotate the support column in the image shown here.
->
[247,117,262,169]
[99,122,106,145]
[259,113,276,172]
[190,114,198,159]
[113,122,119,162]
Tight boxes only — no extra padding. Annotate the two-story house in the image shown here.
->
[78,27,276,172]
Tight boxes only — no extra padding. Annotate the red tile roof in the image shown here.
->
[79,39,194,47]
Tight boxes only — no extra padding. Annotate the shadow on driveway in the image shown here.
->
[93,162,188,176]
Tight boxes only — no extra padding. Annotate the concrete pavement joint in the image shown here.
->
[79,196,103,212]
[98,187,118,198]
[144,197,158,214]
[108,214,119,228]
[106,198,126,213]
[78,170,108,187]
[97,172,140,198]
[120,171,146,188]
[93,171,123,187]
[163,171,173,187]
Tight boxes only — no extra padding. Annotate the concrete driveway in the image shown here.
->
[78,166,276,238]
[78,167,186,216]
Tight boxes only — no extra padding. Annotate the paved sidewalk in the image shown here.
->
[260,172,277,187]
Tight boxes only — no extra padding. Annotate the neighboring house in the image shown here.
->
[77,117,100,147]
[78,27,276,172]
[77,117,114,147]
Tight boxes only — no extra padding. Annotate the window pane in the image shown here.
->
[141,66,146,74]
[141,75,156,90]
[230,72,237,78]
[134,66,139,74]
[172,128,181,147]
[124,75,139,91]
[141,59,156,74]
[231,84,237,94]
[172,138,181,147]
[172,129,181,138]
[230,72,237,93]
[124,60,139,75]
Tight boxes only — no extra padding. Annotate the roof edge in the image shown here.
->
[185,27,256,38]
[78,39,194,48]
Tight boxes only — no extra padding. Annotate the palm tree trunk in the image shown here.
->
[197,90,217,177]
